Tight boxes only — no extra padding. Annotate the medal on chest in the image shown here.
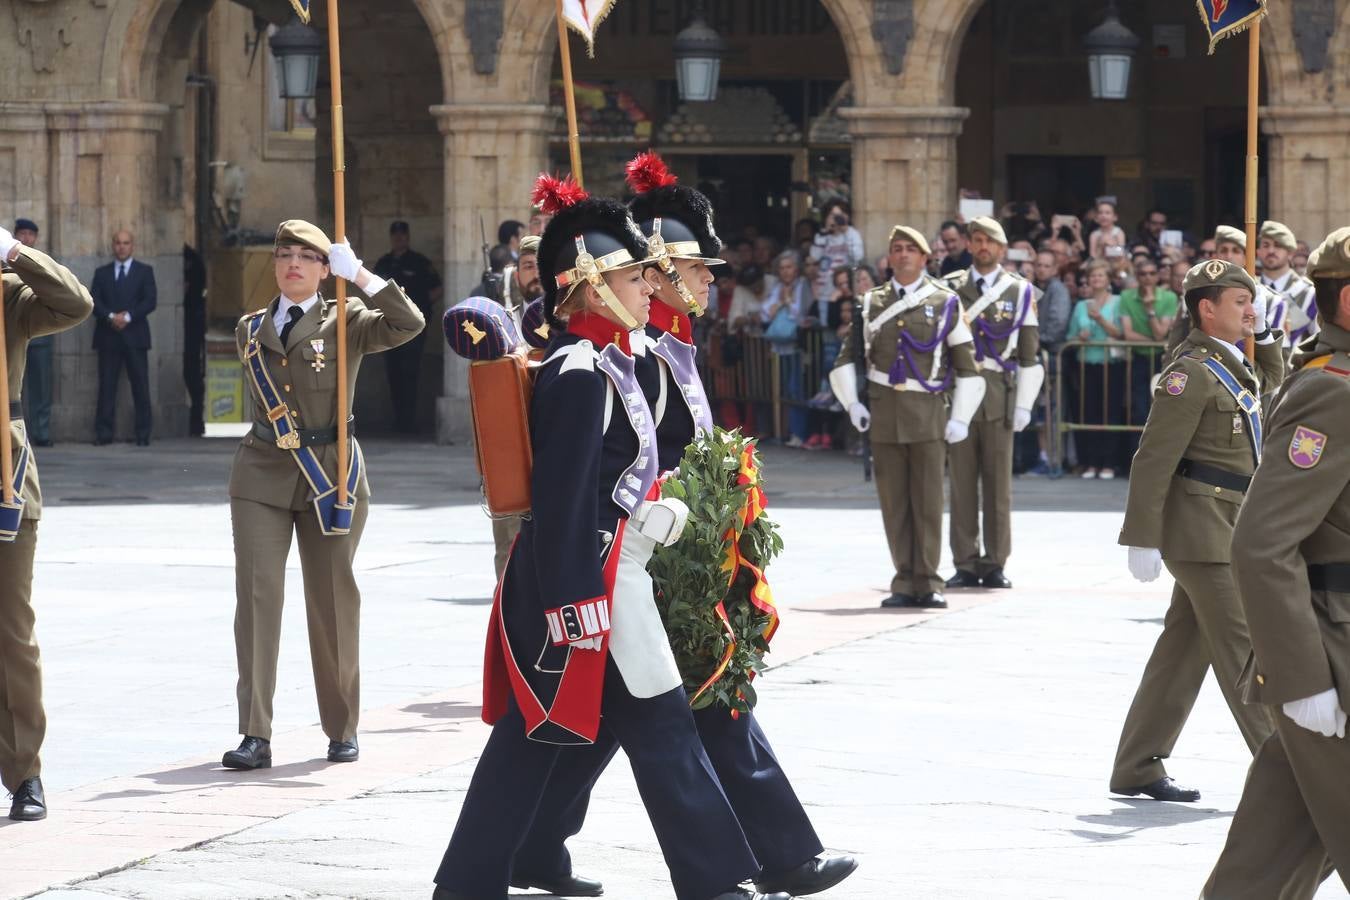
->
[310,338,326,372]
[1232,413,1243,435]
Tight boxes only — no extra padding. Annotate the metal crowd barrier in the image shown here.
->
[1046,339,1167,477]
[700,328,834,442]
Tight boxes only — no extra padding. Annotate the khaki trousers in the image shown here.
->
[872,440,946,596]
[0,520,43,792]
[1110,559,1275,790]
[490,514,522,582]
[231,498,368,742]
[947,418,1013,576]
[1202,721,1350,899]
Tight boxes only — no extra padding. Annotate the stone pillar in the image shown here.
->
[430,102,553,444]
[0,100,179,442]
[1263,106,1350,246]
[841,106,969,257]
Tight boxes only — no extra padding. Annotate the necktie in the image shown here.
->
[279,305,305,347]
[976,278,985,293]
[116,263,125,282]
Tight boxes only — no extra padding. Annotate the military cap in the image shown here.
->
[519,235,541,256]
[968,216,1008,245]
[1259,220,1297,251]
[389,220,410,234]
[275,219,332,257]
[14,218,38,233]
[887,225,931,255]
[1307,226,1350,279]
[443,296,522,361]
[625,151,724,263]
[1214,225,1246,249]
[1182,258,1257,295]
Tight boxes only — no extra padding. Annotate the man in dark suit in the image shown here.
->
[91,230,156,445]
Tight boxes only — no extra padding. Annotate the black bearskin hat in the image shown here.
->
[625,151,723,260]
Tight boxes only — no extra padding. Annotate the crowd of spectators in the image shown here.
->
[482,197,1313,477]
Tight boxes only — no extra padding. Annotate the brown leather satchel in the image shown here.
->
[469,354,535,516]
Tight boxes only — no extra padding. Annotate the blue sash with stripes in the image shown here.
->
[1200,355,1262,465]
[243,312,359,536]
[0,431,31,542]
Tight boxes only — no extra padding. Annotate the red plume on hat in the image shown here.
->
[625,151,679,195]
[531,173,589,216]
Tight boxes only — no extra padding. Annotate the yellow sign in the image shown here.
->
[206,356,244,423]
[1109,158,1144,180]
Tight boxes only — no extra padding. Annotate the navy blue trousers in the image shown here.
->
[436,660,757,900]
[516,703,823,884]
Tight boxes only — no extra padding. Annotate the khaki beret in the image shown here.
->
[519,235,541,256]
[887,225,930,256]
[1182,258,1257,296]
[968,216,1008,245]
[1214,225,1246,249]
[1259,220,1297,251]
[275,219,331,257]
[1307,226,1350,279]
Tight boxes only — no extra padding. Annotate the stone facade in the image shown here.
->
[1,0,1347,442]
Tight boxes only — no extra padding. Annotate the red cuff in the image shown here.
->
[544,597,611,646]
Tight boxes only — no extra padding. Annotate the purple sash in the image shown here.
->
[972,282,1032,373]
[886,293,960,393]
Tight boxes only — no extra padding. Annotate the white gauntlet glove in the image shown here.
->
[327,240,362,282]
[634,497,689,547]
[1283,688,1347,738]
[848,402,871,432]
[1012,408,1032,432]
[1127,547,1163,583]
[944,419,969,444]
[1252,289,1268,331]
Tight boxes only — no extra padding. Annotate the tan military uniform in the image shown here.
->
[1203,320,1350,899]
[230,283,424,742]
[946,268,1040,578]
[1110,328,1283,791]
[0,247,93,792]
[834,277,978,596]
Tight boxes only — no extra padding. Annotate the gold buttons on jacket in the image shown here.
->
[1257,674,1266,685]
[281,358,288,367]
[284,384,292,393]
[1214,486,1222,494]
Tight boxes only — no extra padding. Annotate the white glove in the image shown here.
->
[0,226,18,262]
[1127,547,1163,583]
[1012,408,1032,432]
[944,419,969,444]
[634,497,689,547]
[1252,289,1267,330]
[327,240,362,282]
[848,402,871,432]
[570,636,604,652]
[1283,688,1347,738]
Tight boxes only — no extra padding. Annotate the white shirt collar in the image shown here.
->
[891,275,926,297]
[116,257,134,271]
[274,293,320,329]
[1210,335,1247,368]
[1263,269,1293,292]
[970,265,1003,291]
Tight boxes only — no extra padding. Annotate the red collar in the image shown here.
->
[567,311,632,355]
[647,298,693,344]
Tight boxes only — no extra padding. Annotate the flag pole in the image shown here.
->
[0,269,13,507]
[555,0,585,188]
[325,0,351,505]
[1243,19,1261,362]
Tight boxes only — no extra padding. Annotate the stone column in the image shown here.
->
[1263,106,1350,245]
[0,100,177,442]
[430,102,554,443]
[841,106,969,258]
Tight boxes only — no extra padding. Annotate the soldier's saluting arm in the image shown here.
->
[3,242,94,338]
[1252,325,1286,392]
[1231,375,1349,705]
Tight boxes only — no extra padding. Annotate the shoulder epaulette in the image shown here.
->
[942,270,968,287]
[1302,353,1350,377]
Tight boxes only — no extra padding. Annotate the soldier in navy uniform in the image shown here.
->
[431,176,787,900]
[502,154,858,900]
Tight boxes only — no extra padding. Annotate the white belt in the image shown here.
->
[867,367,936,393]
[978,357,1012,374]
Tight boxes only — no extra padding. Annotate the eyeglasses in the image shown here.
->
[274,249,326,264]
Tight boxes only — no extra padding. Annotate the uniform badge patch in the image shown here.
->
[1289,425,1328,469]
[1164,372,1188,395]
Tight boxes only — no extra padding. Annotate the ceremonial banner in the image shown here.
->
[1195,0,1267,54]
[288,0,310,23]
[561,0,618,55]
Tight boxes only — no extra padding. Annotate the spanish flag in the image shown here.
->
[561,0,618,56]
[1195,0,1267,54]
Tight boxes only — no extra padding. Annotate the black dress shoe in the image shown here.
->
[880,592,916,608]
[1113,776,1200,802]
[982,569,1013,589]
[510,871,603,897]
[327,735,359,762]
[222,735,272,770]
[916,591,948,609]
[757,854,859,896]
[709,890,791,900]
[8,776,46,821]
[945,569,981,588]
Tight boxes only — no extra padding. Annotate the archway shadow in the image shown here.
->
[88,758,336,802]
